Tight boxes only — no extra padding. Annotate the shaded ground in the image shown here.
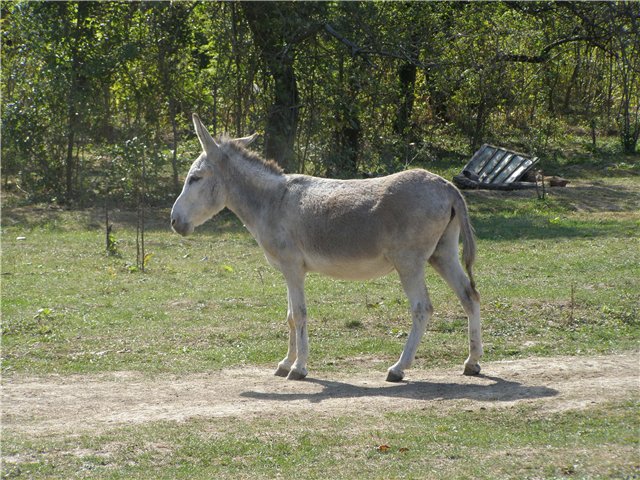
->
[2,353,636,437]
[467,178,640,213]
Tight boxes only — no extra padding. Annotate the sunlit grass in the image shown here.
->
[2,173,639,480]
[3,401,637,479]
[2,176,638,376]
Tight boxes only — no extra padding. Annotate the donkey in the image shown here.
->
[171,114,483,382]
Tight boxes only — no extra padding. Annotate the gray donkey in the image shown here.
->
[171,114,483,382]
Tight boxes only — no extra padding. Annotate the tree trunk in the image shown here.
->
[393,30,419,139]
[563,43,582,113]
[616,13,639,154]
[325,52,362,178]
[393,62,417,138]
[265,61,299,171]
[242,3,300,172]
[64,2,89,202]
[64,126,75,201]
[472,94,487,153]
[619,79,639,154]
[230,3,244,136]
[169,98,180,193]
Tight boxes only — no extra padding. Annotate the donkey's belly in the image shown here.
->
[304,254,395,280]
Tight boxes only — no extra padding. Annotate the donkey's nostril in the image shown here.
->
[171,218,176,226]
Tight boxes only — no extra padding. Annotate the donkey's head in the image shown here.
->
[171,114,257,236]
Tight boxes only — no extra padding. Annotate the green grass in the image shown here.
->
[2,171,639,479]
[2,401,638,479]
[1,176,639,376]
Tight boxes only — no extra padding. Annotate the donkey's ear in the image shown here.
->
[192,114,219,153]
[235,132,259,147]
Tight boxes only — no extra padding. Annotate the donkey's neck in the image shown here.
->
[220,152,286,238]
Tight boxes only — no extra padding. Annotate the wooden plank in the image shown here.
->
[478,149,508,182]
[504,156,539,183]
[478,181,538,190]
[491,155,527,184]
[485,153,515,183]
[453,173,538,190]
[476,146,504,173]
[460,144,539,186]
[465,144,496,173]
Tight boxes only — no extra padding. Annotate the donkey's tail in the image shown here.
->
[452,190,478,294]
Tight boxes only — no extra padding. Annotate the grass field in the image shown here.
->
[1,162,639,479]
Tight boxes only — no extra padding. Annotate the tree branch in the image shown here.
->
[322,23,439,70]
[496,35,595,64]
[323,23,363,57]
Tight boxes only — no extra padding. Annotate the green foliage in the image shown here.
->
[1,2,638,204]
[106,229,119,256]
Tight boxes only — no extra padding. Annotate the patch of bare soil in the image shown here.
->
[2,353,637,437]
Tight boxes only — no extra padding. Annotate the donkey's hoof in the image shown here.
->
[274,366,290,377]
[463,362,481,376]
[386,370,404,383]
[286,369,307,381]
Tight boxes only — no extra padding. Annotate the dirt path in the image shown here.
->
[2,353,637,437]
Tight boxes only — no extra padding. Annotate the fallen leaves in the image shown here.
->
[376,444,409,454]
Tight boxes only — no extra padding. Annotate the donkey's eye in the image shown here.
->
[188,175,201,185]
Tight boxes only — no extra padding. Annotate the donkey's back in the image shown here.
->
[270,169,471,281]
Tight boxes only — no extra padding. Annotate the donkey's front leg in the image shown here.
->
[277,271,309,380]
[274,310,296,377]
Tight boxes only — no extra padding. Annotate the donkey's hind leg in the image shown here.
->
[429,227,483,375]
[387,261,433,382]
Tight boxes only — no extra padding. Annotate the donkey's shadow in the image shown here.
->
[241,374,558,405]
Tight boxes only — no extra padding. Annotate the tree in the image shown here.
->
[3,1,637,207]
[149,2,195,193]
[605,3,640,154]
[241,2,325,172]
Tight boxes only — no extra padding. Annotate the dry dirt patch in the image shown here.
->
[2,353,637,437]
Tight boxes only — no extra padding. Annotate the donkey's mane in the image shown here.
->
[219,137,284,175]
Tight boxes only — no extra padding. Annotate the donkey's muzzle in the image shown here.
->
[170,216,192,236]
